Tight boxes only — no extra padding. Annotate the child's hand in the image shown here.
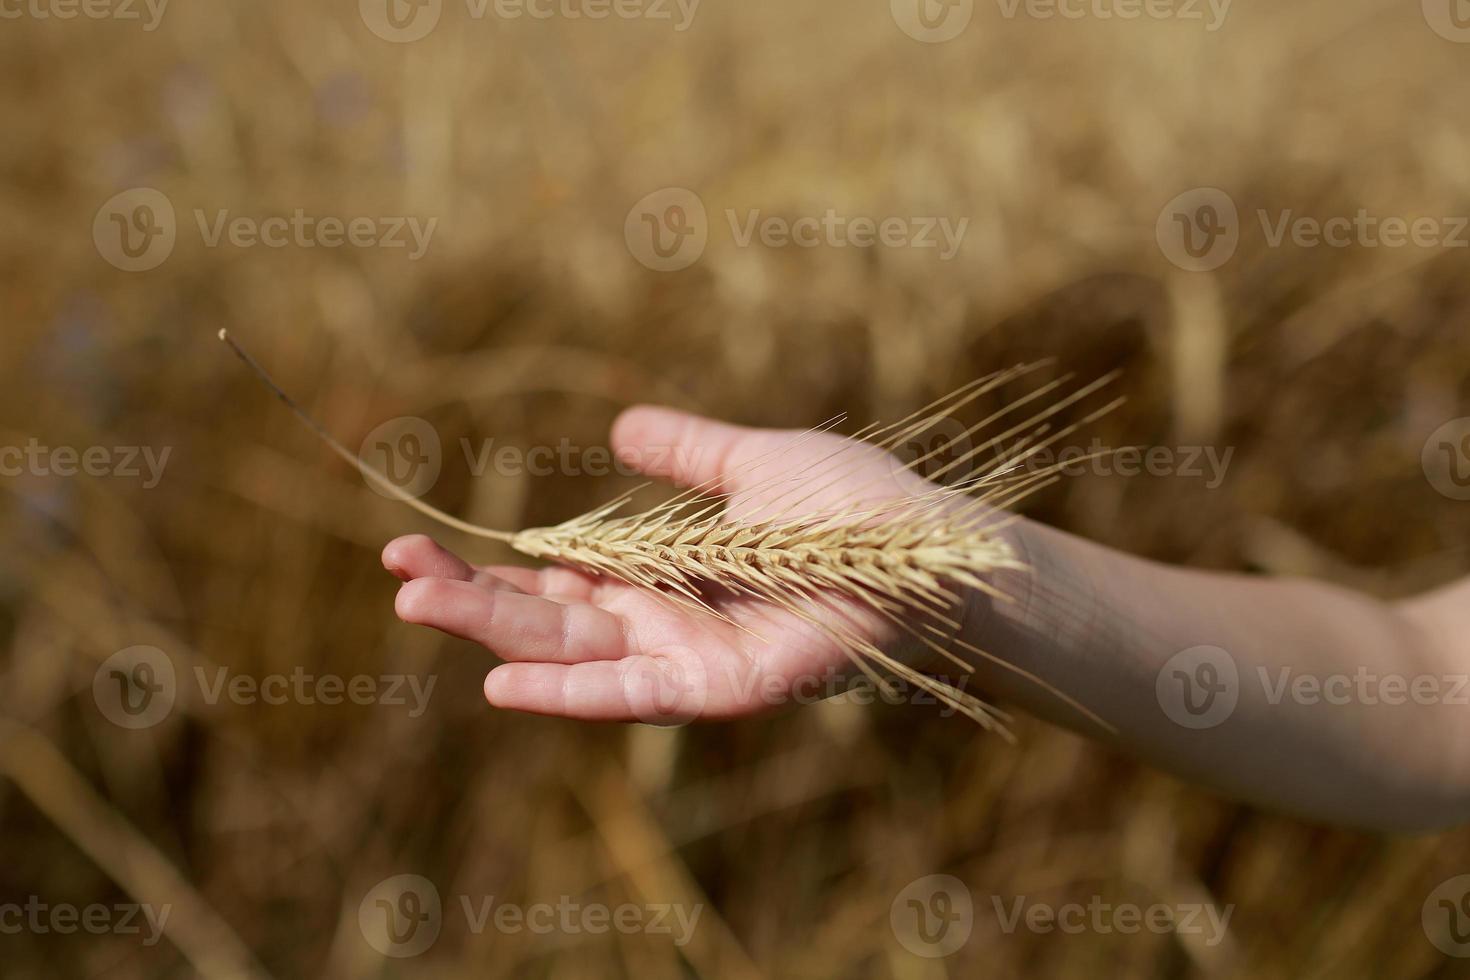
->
[382,401,1470,832]
[382,407,970,724]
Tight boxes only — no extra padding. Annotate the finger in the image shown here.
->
[611,406,762,491]
[611,405,861,503]
[479,565,601,602]
[383,535,534,594]
[475,565,547,593]
[395,578,633,663]
[484,662,630,720]
[483,657,706,724]
[382,535,475,582]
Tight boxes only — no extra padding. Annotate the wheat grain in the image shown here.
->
[219,330,1118,734]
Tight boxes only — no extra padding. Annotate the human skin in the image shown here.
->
[383,405,1470,833]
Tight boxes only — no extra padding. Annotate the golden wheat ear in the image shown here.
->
[220,329,1118,735]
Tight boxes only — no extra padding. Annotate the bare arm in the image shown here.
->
[970,519,1470,831]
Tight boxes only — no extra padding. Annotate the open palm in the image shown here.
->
[383,406,970,723]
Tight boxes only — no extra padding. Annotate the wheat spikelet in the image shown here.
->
[219,330,1120,734]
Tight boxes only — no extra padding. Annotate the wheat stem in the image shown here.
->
[220,330,1118,733]
[219,329,515,544]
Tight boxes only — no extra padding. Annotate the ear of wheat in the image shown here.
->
[219,330,1119,735]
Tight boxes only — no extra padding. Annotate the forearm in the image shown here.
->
[963,519,1470,832]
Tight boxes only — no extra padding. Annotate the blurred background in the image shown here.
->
[4,0,1470,976]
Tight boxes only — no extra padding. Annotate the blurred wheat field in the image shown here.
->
[3,0,1470,976]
